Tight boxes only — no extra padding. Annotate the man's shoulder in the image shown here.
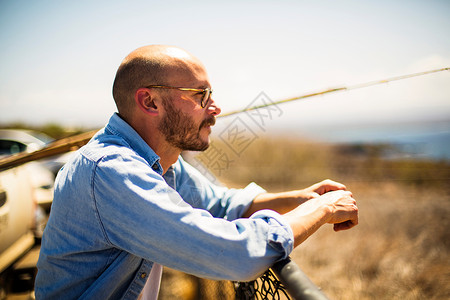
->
[80,131,136,162]
[63,127,160,181]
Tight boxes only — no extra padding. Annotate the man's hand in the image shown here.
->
[300,179,347,199]
[243,179,349,217]
[316,190,358,231]
[284,189,358,247]
[281,179,347,205]
[243,179,358,248]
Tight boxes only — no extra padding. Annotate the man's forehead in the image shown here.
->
[164,56,209,86]
[166,65,210,87]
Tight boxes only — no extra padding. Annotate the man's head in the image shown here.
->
[112,45,221,152]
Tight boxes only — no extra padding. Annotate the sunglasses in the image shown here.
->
[146,85,212,108]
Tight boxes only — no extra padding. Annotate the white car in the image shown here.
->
[0,129,69,296]
[0,165,37,296]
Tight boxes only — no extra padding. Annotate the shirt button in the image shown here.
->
[152,164,158,170]
[141,273,147,279]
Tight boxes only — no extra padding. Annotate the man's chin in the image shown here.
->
[186,144,209,152]
[182,136,210,152]
[197,137,211,152]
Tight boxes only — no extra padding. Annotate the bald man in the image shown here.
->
[35,45,358,299]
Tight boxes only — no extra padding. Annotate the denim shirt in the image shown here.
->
[35,113,294,300]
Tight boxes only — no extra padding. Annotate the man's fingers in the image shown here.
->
[314,179,347,195]
[333,218,358,231]
[326,189,353,198]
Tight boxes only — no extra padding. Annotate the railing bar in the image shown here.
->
[271,257,330,300]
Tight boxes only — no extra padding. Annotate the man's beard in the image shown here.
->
[158,101,215,151]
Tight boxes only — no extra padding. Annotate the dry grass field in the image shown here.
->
[160,137,450,300]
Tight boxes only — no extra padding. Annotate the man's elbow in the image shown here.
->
[221,257,274,282]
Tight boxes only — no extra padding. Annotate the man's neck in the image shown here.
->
[125,116,180,174]
[142,133,180,175]
[155,145,181,175]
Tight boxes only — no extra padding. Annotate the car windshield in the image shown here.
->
[0,129,55,157]
[0,140,28,155]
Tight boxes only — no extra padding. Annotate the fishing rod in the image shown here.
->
[0,67,448,171]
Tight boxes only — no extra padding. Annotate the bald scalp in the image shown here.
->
[112,45,201,119]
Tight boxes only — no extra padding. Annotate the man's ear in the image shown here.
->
[135,88,159,116]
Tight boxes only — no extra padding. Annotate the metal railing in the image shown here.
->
[272,257,329,300]
[235,257,329,300]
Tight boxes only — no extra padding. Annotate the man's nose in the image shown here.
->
[207,98,221,116]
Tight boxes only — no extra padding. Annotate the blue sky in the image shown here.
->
[1,0,449,135]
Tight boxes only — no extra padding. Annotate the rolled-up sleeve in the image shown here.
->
[248,210,294,260]
[93,152,294,281]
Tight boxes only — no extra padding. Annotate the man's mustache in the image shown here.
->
[200,117,216,129]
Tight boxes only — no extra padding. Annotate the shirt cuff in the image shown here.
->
[250,209,294,260]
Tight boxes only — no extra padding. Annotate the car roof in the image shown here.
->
[0,129,54,146]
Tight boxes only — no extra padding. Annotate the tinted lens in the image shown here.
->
[202,89,211,107]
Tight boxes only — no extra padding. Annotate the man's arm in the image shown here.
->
[242,179,358,247]
[242,179,347,217]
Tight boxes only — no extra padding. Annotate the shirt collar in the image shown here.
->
[104,113,163,174]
